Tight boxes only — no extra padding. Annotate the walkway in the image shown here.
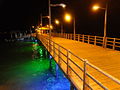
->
[37,34,120,90]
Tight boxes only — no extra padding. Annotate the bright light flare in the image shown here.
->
[55,19,60,25]
[64,14,71,22]
[60,3,66,8]
[93,5,100,11]
[50,25,53,29]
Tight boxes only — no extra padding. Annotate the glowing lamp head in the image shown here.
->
[65,14,71,22]
[50,25,53,29]
[55,19,60,25]
[46,25,49,27]
[60,3,66,8]
[93,5,100,10]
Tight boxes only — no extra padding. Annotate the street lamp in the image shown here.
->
[55,19,60,25]
[39,14,50,34]
[40,15,50,27]
[64,13,76,40]
[92,4,108,48]
[93,5,100,11]
[55,19,63,34]
[64,13,71,22]
[48,0,66,37]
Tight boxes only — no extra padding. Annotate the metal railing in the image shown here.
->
[51,33,120,50]
[36,33,120,90]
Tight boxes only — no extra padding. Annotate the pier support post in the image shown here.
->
[45,49,48,58]
[70,83,75,90]
[49,54,52,71]
[55,63,59,78]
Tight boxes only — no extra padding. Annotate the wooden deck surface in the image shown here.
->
[38,34,120,90]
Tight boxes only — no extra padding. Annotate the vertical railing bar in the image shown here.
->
[66,33,67,39]
[83,60,87,90]
[78,34,80,41]
[88,35,90,44]
[113,38,116,50]
[67,50,69,75]
[53,42,55,58]
[70,34,71,39]
[102,37,104,47]
[58,44,61,65]
[69,34,70,39]
[82,34,84,42]
[105,37,107,48]
[94,36,96,45]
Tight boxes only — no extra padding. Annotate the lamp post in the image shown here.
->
[48,0,66,37]
[93,4,108,48]
[55,19,63,34]
[73,17,76,40]
[48,0,51,37]
[40,15,50,34]
[65,13,76,40]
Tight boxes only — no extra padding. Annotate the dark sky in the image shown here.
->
[0,0,120,37]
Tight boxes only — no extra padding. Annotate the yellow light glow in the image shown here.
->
[61,4,66,8]
[39,27,49,30]
[65,14,71,22]
[55,19,60,25]
[50,25,53,29]
[46,25,49,27]
[32,26,34,28]
[93,5,100,10]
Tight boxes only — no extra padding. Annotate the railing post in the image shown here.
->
[67,50,69,75]
[47,39,49,49]
[66,33,67,39]
[70,83,75,90]
[105,37,107,48]
[94,36,96,45]
[74,33,76,40]
[49,38,50,52]
[71,34,74,40]
[83,60,87,90]
[58,45,61,65]
[103,37,107,48]
[53,42,55,58]
[70,34,71,39]
[113,38,116,50]
[88,35,90,44]
[78,34,80,41]
[82,34,84,42]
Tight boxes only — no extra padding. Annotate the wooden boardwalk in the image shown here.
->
[37,34,120,90]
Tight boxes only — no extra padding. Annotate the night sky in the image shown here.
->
[0,0,120,37]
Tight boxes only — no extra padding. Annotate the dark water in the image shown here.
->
[0,38,70,90]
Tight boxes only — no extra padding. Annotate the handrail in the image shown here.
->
[37,33,120,90]
[52,33,120,50]
[87,62,120,85]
